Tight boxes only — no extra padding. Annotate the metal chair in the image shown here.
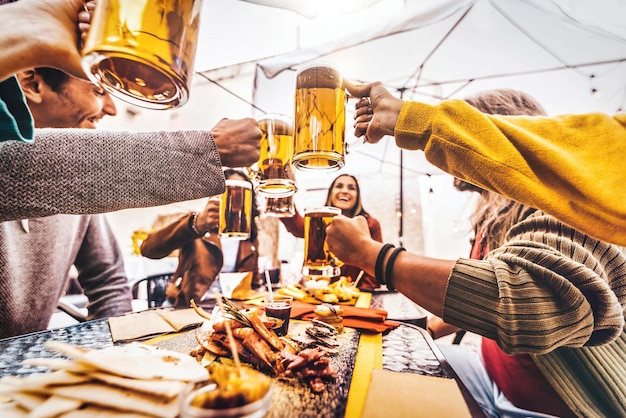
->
[56,295,88,322]
[131,273,173,308]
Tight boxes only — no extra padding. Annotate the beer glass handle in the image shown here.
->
[346,136,366,154]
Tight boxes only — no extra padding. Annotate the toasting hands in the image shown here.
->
[195,197,220,235]
[211,118,262,168]
[325,215,378,269]
[344,80,403,145]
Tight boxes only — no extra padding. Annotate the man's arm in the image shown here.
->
[0,129,225,220]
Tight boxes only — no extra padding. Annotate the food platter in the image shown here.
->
[156,322,360,418]
[0,319,360,417]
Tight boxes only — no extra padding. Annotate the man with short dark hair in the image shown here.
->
[0,68,132,338]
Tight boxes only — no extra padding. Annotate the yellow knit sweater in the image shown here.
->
[395,100,626,245]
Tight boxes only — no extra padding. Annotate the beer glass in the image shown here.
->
[263,196,296,218]
[302,206,343,277]
[82,0,203,110]
[293,64,347,171]
[254,114,298,197]
[219,179,253,240]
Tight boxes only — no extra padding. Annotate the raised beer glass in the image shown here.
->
[302,206,342,277]
[254,114,298,197]
[219,179,253,240]
[293,64,347,171]
[82,0,203,110]
[263,195,296,218]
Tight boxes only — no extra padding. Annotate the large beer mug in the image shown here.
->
[263,195,296,218]
[82,0,203,109]
[255,114,298,197]
[219,179,253,240]
[293,64,347,171]
[302,206,343,277]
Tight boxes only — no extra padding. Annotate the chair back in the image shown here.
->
[131,273,173,308]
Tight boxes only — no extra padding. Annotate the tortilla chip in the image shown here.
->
[0,371,90,392]
[46,383,178,418]
[23,358,96,374]
[60,405,154,417]
[29,395,82,418]
[0,401,28,417]
[44,341,208,382]
[87,371,186,399]
[5,391,46,411]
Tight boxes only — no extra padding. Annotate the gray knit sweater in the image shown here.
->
[443,208,626,417]
[0,128,225,221]
[0,215,132,339]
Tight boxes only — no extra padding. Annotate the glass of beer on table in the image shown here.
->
[219,179,253,240]
[293,63,347,171]
[82,0,203,109]
[302,206,343,277]
[254,114,298,197]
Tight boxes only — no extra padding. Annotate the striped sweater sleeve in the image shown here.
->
[442,210,626,354]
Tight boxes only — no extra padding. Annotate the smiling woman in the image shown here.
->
[280,173,383,289]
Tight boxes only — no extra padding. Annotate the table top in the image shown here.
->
[0,292,483,417]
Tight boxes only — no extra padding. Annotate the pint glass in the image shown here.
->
[219,179,253,240]
[293,64,346,171]
[82,0,203,109]
[302,206,342,277]
[255,114,297,197]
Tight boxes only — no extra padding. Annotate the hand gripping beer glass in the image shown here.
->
[254,114,298,197]
[82,0,203,109]
[293,64,360,171]
[219,179,253,240]
[302,206,343,277]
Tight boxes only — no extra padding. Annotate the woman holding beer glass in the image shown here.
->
[281,174,383,289]
[140,169,261,307]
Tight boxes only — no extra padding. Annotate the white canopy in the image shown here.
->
[104,0,626,257]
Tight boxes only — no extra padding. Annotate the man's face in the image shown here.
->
[27,75,117,129]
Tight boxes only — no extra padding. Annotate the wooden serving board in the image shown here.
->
[154,322,360,418]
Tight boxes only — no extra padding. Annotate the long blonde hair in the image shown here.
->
[462,89,547,248]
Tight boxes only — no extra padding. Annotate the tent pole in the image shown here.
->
[399,149,404,247]
[398,88,406,247]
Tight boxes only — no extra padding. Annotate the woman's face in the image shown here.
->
[329,175,358,212]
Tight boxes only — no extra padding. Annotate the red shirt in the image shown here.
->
[472,229,576,417]
[481,339,576,417]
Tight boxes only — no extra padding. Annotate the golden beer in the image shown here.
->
[264,196,295,218]
[219,179,253,240]
[293,65,346,171]
[82,0,203,109]
[302,206,342,277]
[256,114,297,197]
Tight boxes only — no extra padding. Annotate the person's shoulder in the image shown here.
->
[363,213,381,224]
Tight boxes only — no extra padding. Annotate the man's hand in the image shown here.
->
[196,197,220,234]
[39,0,92,80]
[211,118,261,168]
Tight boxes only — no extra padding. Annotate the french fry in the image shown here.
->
[278,285,307,300]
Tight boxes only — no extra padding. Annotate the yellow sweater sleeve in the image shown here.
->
[395,100,626,246]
